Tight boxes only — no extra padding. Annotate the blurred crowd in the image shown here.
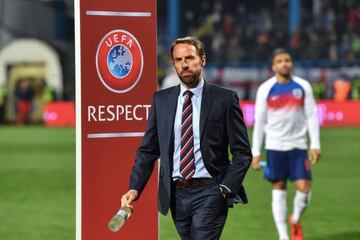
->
[180,0,360,62]
[157,0,360,101]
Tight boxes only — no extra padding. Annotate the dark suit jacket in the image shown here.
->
[129,82,252,215]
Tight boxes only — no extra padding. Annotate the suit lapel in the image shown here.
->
[166,85,180,161]
[200,82,213,141]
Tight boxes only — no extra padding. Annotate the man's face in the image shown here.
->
[172,43,206,87]
[272,53,293,77]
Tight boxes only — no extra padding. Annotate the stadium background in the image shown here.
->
[0,0,359,239]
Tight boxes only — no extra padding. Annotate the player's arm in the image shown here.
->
[251,85,267,170]
[303,82,321,164]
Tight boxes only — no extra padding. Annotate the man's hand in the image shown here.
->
[121,189,139,209]
[251,155,262,170]
[219,187,227,199]
[309,149,321,165]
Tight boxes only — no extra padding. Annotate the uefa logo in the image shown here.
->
[96,29,144,93]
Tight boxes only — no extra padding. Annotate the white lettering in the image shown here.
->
[116,105,124,121]
[98,105,105,121]
[125,105,133,121]
[87,104,152,122]
[107,105,115,121]
[88,106,97,122]
[105,38,112,48]
[144,105,151,119]
[127,39,133,49]
[104,33,133,49]
[133,105,143,121]
[113,34,119,43]
[121,34,127,43]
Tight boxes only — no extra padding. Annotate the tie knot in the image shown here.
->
[183,90,194,98]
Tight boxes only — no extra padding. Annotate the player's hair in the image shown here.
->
[170,36,205,60]
[271,48,291,64]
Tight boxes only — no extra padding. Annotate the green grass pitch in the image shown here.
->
[160,128,360,240]
[0,126,75,240]
[0,126,359,239]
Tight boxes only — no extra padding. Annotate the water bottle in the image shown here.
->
[259,160,267,169]
[108,206,132,232]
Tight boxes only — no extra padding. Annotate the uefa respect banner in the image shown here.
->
[75,1,158,239]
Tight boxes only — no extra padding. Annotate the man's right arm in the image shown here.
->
[123,94,160,207]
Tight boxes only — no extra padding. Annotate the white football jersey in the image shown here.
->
[252,76,320,156]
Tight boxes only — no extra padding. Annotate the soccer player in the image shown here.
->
[251,49,321,240]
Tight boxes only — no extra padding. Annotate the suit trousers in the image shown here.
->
[170,180,228,240]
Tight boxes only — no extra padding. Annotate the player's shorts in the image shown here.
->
[264,149,312,182]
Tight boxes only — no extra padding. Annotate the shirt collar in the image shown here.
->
[179,79,204,97]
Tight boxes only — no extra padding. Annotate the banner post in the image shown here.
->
[76,1,158,239]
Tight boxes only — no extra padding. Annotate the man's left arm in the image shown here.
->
[220,91,252,197]
[304,83,321,164]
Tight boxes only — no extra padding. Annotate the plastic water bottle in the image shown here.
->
[108,206,132,232]
[259,160,267,169]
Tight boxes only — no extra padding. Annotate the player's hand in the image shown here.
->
[251,155,262,171]
[121,189,138,209]
[309,149,321,165]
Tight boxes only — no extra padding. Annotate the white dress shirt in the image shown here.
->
[172,79,212,180]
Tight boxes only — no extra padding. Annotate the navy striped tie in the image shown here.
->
[180,90,195,180]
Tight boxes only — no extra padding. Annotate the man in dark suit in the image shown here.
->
[121,36,252,239]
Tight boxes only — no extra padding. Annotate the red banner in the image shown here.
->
[77,1,158,239]
[43,102,75,127]
[240,100,360,127]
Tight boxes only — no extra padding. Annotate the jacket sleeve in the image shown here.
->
[220,91,252,195]
[129,94,160,199]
